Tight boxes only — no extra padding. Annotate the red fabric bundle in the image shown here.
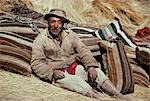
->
[60,60,78,75]
[135,27,150,38]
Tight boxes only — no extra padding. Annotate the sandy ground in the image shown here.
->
[0,70,149,101]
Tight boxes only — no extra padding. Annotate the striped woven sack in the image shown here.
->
[93,18,136,49]
[0,45,31,76]
[0,31,32,76]
[129,58,150,87]
[136,47,150,80]
[98,39,134,94]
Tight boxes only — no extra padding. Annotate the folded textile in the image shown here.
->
[135,27,150,38]
[93,18,137,48]
[98,39,134,94]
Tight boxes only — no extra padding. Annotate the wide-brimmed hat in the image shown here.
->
[44,9,70,23]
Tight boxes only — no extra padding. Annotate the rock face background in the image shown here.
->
[0,0,150,36]
[0,0,150,101]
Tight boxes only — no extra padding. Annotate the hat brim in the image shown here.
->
[44,14,70,23]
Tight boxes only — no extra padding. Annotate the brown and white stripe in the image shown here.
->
[98,40,134,94]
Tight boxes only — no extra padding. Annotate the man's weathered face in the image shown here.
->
[48,17,64,36]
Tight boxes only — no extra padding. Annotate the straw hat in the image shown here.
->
[44,9,70,23]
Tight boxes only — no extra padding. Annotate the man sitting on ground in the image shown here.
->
[31,8,129,100]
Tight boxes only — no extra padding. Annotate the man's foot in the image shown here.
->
[101,80,131,101]
[85,89,103,100]
[115,94,130,101]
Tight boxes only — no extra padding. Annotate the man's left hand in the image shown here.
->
[87,67,97,83]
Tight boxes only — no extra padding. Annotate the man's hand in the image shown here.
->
[87,67,97,83]
[53,70,65,80]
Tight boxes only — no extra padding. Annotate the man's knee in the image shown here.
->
[95,68,109,86]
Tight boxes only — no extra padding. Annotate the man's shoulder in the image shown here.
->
[41,28,48,35]
[64,28,72,33]
[39,28,48,36]
[64,28,77,36]
[34,28,48,40]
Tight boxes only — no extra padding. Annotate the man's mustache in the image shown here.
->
[51,28,63,30]
[51,27,64,30]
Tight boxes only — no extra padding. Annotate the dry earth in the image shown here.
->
[0,70,149,101]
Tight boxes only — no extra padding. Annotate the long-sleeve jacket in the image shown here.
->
[31,28,98,82]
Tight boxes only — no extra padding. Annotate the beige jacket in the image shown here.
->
[31,28,98,82]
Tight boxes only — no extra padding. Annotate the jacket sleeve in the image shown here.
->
[71,31,98,69]
[31,33,53,82]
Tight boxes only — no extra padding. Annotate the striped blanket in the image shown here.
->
[93,18,137,49]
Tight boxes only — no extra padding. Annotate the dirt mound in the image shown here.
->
[0,0,43,19]
[0,70,149,101]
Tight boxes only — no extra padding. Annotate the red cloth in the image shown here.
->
[60,60,78,75]
[135,27,150,38]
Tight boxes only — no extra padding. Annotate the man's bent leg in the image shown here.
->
[54,73,103,100]
[101,80,129,100]
[95,68,129,100]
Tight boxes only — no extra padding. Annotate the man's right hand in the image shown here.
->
[53,70,65,80]
[87,67,97,83]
